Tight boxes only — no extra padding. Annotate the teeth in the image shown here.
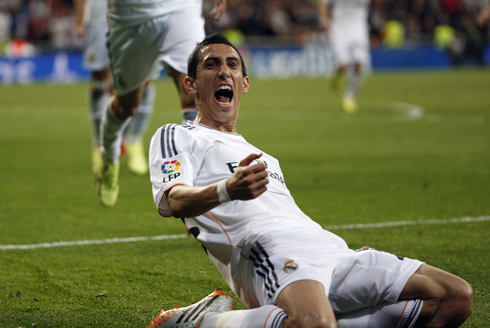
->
[216,85,232,106]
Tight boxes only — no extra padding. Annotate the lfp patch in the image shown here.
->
[283,259,298,273]
[160,156,183,183]
[161,160,180,174]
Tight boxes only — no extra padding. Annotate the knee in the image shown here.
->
[113,99,137,120]
[277,280,336,328]
[434,278,473,326]
[449,280,473,322]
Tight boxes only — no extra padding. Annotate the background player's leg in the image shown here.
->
[330,65,347,94]
[96,86,144,207]
[342,64,361,113]
[165,64,197,124]
[88,67,112,172]
[123,82,156,175]
[101,87,143,163]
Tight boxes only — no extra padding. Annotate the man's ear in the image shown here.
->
[184,76,198,95]
[242,76,250,94]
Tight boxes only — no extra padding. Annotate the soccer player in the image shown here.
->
[74,0,157,175]
[146,34,473,328]
[95,0,227,207]
[318,0,371,113]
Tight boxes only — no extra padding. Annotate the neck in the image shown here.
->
[194,117,237,133]
[194,109,238,133]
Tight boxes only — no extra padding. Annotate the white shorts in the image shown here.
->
[236,229,423,313]
[330,28,370,68]
[107,6,205,95]
[329,249,423,313]
[83,22,110,71]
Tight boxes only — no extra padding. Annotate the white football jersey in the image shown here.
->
[324,0,370,39]
[149,123,342,268]
[108,0,201,28]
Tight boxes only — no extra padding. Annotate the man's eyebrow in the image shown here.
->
[203,55,240,63]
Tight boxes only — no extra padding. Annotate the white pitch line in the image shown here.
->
[324,216,490,230]
[1,216,489,250]
[0,234,189,250]
[390,101,425,121]
[0,105,87,117]
[361,100,425,121]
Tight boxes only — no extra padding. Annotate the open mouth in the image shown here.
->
[215,85,233,106]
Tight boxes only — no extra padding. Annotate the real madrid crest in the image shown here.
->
[283,259,298,273]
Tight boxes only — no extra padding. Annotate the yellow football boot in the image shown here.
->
[125,142,148,175]
[95,160,120,207]
[91,148,102,174]
[342,97,358,113]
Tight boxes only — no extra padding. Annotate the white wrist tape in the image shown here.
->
[217,179,231,203]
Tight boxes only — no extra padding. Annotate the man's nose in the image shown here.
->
[218,63,231,78]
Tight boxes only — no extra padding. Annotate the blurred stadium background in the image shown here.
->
[0,0,489,83]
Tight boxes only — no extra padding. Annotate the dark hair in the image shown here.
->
[187,33,247,79]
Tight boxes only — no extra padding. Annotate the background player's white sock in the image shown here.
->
[343,70,361,100]
[337,299,423,328]
[89,84,110,148]
[182,107,197,124]
[124,83,155,143]
[100,100,131,163]
[202,305,286,328]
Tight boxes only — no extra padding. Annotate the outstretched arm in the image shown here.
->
[209,0,227,22]
[167,153,269,218]
[477,4,490,27]
[318,0,331,31]
[74,0,86,37]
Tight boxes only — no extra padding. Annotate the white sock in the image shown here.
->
[100,100,131,163]
[337,299,423,328]
[397,299,423,328]
[124,83,155,144]
[89,88,110,148]
[202,305,286,328]
[343,69,361,100]
[182,107,197,124]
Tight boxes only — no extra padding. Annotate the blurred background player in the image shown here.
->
[318,0,371,113]
[477,1,490,27]
[74,0,156,176]
[95,0,227,207]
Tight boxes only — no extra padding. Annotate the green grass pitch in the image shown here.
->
[0,69,489,327]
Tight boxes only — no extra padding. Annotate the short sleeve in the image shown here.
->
[149,124,197,217]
